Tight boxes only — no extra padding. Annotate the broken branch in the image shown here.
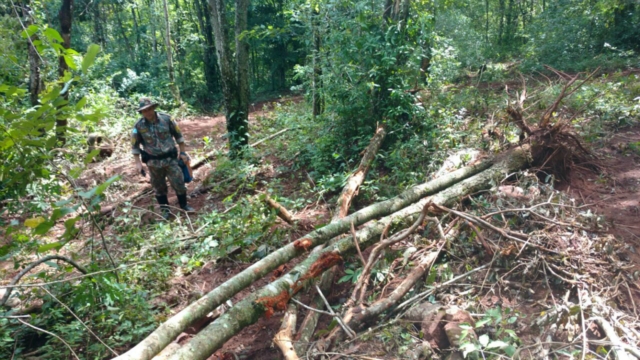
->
[273,303,300,360]
[1,255,87,308]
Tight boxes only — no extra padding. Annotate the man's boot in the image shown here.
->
[177,194,195,212]
[156,195,171,220]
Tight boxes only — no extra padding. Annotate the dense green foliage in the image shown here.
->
[1,0,639,358]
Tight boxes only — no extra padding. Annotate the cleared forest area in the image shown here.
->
[1,0,640,359]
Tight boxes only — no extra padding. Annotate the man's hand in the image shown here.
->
[136,162,146,177]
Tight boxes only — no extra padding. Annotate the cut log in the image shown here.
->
[273,303,300,360]
[293,267,334,355]
[345,250,439,332]
[262,193,295,225]
[191,128,292,170]
[333,125,386,220]
[295,125,386,354]
[115,159,494,360]
[164,147,530,360]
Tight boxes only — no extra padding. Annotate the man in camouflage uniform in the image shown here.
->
[132,98,194,219]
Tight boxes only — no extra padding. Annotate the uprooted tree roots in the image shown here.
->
[507,68,601,183]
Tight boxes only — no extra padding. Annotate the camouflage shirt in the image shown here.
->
[131,112,184,166]
[131,112,185,157]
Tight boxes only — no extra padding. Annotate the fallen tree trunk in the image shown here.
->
[164,147,530,360]
[191,128,292,170]
[115,159,494,360]
[294,125,386,355]
[347,249,440,330]
[333,125,386,220]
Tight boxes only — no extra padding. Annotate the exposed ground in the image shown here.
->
[3,91,639,359]
[566,124,640,276]
[93,104,640,359]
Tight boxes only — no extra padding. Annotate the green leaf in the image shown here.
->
[75,96,87,110]
[38,241,66,253]
[82,44,101,73]
[78,175,120,199]
[25,217,46,228]
[479,334,489,347]
[504,345,517,356]
[504,329,518,339]
[0,244,14,257]
[486,340,509,349]
[21,24,39,38]
[34,221,55,235]
[69,167,83,179]
[61,217,80,241]
[569,306,581,316]
[84,149,101,165]
[43,28,64,43]
[54,197,74,207]
[461,342,478,357]
[50,206,80,222]
[475,317,491,328]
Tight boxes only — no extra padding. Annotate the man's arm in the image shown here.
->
[131,126,145,175]
[167,117,187,155]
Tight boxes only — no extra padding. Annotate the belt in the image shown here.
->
[141,148,177,162]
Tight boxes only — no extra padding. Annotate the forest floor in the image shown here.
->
[3,84,640,359]
[83,102,640,359]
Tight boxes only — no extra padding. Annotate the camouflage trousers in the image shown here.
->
[148,157,187,196]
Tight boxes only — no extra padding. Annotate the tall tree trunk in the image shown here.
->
[311,8,323,118]
[506,0,515,43]
[162,0,182,103]
[172,0,186,91]
[485,0,489,43]
[132,7,141,52]
[93,2,105,46]
[498,0,505,45]
[149,0,158,53]
[209,0,250,154]
[19,3,42,106]
[57,0,73,145]
[234,0,250,142]
[195,0,220,95]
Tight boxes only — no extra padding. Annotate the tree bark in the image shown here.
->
[209,0,250,154]
[93,1,105,46]
[162,0,182,103]
[149,0,158,54]
[294,126,385,354]
[22,4,42,106]
[195,0,220,95]
[273,304,300,360]
[311,7,323,117]
[114,159,493,360]
[333,126,386,220]
[165,147,531,360]
[132,7,141,51]
[56,0,73,145]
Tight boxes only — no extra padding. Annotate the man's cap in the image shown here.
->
[137,97,159,112]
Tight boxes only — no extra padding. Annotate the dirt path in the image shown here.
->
[567,124,640,277]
